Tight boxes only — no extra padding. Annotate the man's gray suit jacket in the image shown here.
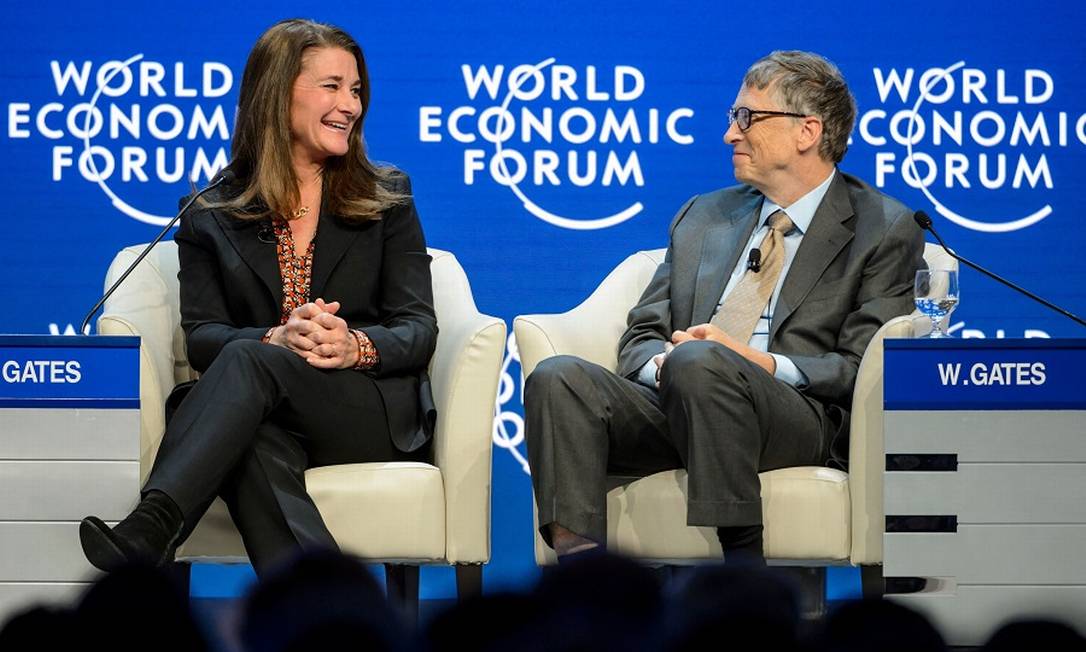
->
[616,171,926,454]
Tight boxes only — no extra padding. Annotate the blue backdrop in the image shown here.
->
[3,1,1083,597]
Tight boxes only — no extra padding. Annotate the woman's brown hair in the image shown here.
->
[217,18,403,222]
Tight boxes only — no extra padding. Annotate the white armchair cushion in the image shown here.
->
[308,462,446,561]
[535,466,851,564]
[760,466,850,560]
[174,502,247,560]
[176,462,449,562]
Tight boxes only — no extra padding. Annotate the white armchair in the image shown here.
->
[514,244,954,587]
[96,241,505,618]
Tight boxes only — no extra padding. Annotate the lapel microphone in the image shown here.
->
[914,211,1085,328]
[78,168,236,335]
[747,248,762,273]
[257,223,276,244]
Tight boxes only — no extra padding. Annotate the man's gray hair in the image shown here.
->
[743,51,856,163]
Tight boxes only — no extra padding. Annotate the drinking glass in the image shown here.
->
[915,269,959,338]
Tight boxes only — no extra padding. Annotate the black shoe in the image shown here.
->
[80,490,184,572]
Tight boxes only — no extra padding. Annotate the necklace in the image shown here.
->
[290,206,311,219]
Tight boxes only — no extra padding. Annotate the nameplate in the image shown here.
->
[884,338,1086,410]
[0,335,139,408]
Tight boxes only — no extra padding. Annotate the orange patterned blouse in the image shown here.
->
[265,217,378,370]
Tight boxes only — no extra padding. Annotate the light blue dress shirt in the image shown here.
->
[638,169,837,388]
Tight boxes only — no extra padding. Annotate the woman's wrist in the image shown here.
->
[350,329,379,370]
[348,330,362,368]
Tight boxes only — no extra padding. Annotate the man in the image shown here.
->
[524,51,925,563]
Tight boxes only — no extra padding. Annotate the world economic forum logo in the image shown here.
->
[419,58,695,230]
[856,60,1079,233]
[6,54,232,226]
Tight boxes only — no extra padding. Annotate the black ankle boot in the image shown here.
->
[717,524,767,566]
[80,490,184,572]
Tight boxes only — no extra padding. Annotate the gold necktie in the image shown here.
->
[711,210,795,343]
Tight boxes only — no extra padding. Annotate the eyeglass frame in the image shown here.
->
[728,106,809,132]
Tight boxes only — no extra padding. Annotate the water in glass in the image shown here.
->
[915,269,959,338]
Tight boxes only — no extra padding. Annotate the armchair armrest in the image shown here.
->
[515,249,664,377]
[97,314,168,486]
[427,251,506,564]
[848,314,918,565]
[849,243,958,564]
[97,244,185,486]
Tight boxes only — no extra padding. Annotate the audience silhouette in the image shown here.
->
[3,549,1083,651]
[241,550,410,652]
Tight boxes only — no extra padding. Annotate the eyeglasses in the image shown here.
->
[728,106,808,131]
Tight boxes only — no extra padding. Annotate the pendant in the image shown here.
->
[291,206,311,219]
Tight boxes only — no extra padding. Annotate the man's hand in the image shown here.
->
[670,323,776,375]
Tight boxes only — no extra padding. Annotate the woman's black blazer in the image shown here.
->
[171,171,438,453]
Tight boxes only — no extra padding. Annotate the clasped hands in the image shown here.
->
[265,298,359,369]
[651,323,776,386]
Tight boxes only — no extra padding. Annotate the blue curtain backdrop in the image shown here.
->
[3,1,1083,597]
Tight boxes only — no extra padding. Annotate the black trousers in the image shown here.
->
[144,339,424,573]
[523,339,834,548]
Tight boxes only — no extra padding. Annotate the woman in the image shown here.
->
[80,19,437,574]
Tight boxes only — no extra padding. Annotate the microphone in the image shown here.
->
[913,211,1086,328]
[747,248,762,273]
[78,168,237,335]
[257,222,276,244]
